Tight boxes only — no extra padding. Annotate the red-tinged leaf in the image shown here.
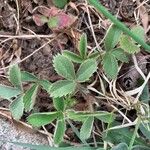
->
[37,6,60,17]
[48,13,76,30]
[33,14,48,26]
[58,13,76,29]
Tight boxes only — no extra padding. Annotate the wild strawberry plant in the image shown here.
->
[0,0,150,149]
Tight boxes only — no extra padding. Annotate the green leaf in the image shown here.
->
[95,112,115,123]
[111,48,129,63]
[63,50,83,63]
[131,26,145,42]
[53,97,65,111]
[67,120,87,145]
[23,84,38,112]
[48,17,59,29]
[139,123,150,140]
[10,141,97,150]
[0,84,22,100]
[53,54,75,80]
[21,71,38,82]
[9,64,22,89]
[111,143,128,150]
[103,125,148,146]
[139,84,149,103]
[27,112,59,127]
[67,110,115,123]
[54,118,66,144]
[79,33,87,59]
[112,143,128,150]
[87,51,100,59]
[52,0,68,9]
[120,35,140,54]
[76,59,97,82]
[49,80,76,98]
[104,24,122,51]
[132,145,150,150]
[80,116,94,140]
[9,96,24,120]
[38,79,51,91]
[65,98,77,108]
[102,53,118,79]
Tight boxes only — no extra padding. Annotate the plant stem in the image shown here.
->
[128,118,141,150]
[88,0,150,52]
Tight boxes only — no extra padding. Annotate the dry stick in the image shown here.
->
[0,34,55,44]
[85,0,102,51]
[14,0,20,34]
[132,54,146,80]
[88,0,150,52]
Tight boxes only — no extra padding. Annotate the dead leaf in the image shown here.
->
[33,6,60,17]
[48,13,76,30]
[136,0,149,32]
[33,6,77,31]
[33,14,48,26]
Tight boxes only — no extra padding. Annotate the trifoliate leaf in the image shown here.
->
[54,118,66,144]
[102,53,118,79]
[23,84,38,112]
[104,24,122,51]
[79,33,87,59]
[80,116,94,140]
[0,84,22,100]
[27,112,59,127]
[53,54,75,80]
[53,97,65,111]
[76,59,97,82]
[131,25,145,42]
[112,48,129,63]
[120,35,140,54]
[63,50,83,63]
[49,80,76,98]
[9,64,22,90]
[10,96,24,120]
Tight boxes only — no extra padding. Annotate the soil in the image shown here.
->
[0,117,48,150]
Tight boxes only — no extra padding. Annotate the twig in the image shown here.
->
[132,54,146,80]
[0,34,55,44]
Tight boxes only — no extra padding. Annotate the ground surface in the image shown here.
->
[0,117,48,150]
